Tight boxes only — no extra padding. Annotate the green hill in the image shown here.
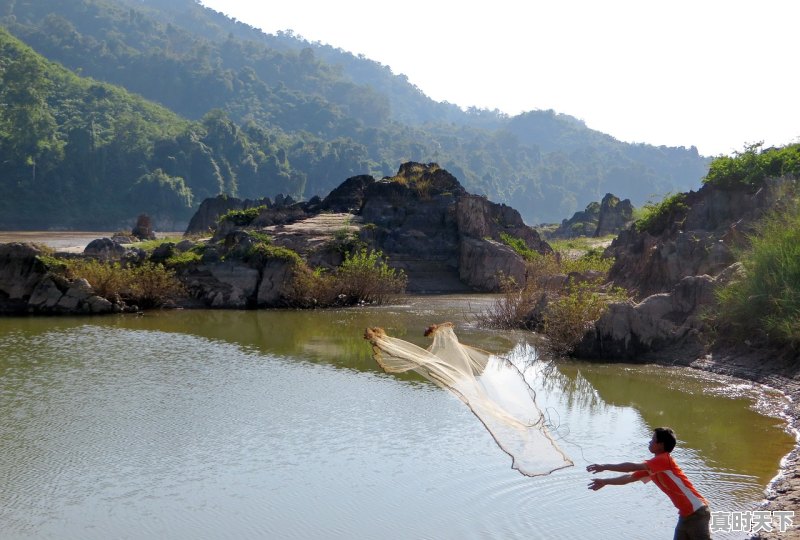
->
[0,0,711,228]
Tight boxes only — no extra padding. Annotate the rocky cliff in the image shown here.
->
[183,162,550,297]
[577,177,797,361]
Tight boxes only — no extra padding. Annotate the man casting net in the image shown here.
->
[364,323,573,476]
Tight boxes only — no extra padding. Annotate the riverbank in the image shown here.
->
[654,349,799,539]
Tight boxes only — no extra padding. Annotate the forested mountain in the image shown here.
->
[0,0,711,229]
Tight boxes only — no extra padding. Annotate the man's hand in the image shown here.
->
[587,478,607,491]
[586,464,605,474]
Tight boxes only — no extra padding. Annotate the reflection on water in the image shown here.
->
[0,296,794,540]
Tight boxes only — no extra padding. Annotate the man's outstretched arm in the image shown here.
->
[586,462,647,474]
[587,474,640,491]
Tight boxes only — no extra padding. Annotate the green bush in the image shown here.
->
[561,249,614,275]
[634,192,689,235]
[478,234,623,352]
[703,143,800,189]
[244,242,302,265]
[543,279,628,355]
[58,259,184,308]
[165,250,202,267]
[219,206,267,227]
[336,248,407,304]
[500,232,539,260]
[284,248,406,307]
[714,202,800,346]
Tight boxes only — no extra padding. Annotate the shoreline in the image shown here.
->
[660,350,799,539]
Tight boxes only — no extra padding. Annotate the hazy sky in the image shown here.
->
[199,0,799,156]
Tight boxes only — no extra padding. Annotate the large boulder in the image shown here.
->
[180,257,296,309]
[84,238,127,260]
[459,237,526,291]
[575,274,718,361]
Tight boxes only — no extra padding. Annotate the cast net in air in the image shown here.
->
[364,323,573,477]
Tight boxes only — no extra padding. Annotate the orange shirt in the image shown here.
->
[632,452,708,517]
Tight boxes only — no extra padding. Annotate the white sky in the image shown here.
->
[199,0,800,156]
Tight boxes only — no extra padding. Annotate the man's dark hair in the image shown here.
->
[654,427,677,452]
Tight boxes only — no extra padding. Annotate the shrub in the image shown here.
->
[244,242,302,265]
[500,232,539,260]
[542,279,628,355]
[477,233,625,353]
[284,249,406,307]
[126,262,186,308]
[714,201,800,346]
[131,236,182,252]
[336,248,407,304]
[165,250,202,267]
[219,206,266,227]
[703,142,800,189]
[285,265,340,308]
[476,274,543,330]
[561,249,614,275]
[58,259,184,308]
[634,192,689,235]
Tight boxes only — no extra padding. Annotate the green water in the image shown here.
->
[0,296,794,539]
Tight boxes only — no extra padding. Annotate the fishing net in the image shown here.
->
[364,323,573,476]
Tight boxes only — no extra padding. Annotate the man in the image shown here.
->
[587,427,711,540]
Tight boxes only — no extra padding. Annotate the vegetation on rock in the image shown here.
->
[633,192,689,235]
[714,198,800,347]
[703,142,800,189]
[477,240,626,354]
[287,248,406,307]
[41,257,185,308]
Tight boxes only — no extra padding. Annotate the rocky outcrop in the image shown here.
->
[354,163,548,293]
[180,163,550,295]
[1,162,550,312]
[548,193,634,239]
[607,178,792,299]
[579,177,798,362]
[456,194,552,290]
[595,194,634,237]
[184,195,272,235]
[0,243,125,315]
[176,230,298,309]
[575,274,717,361]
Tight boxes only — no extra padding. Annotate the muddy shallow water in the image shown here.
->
[0,296,793,539]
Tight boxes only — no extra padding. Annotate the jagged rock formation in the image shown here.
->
[579,177,797,361]
[184,162,551,296]
[548,193,634,239]
[0,243,129,314]
[185,195,273,235]
[595,194,635,237]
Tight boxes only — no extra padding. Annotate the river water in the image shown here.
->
[0,296,794,539]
